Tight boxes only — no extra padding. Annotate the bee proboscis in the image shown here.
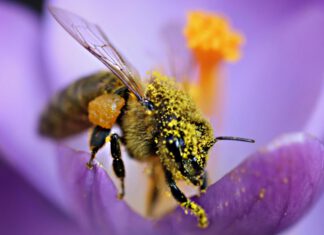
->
[39,6,255,228]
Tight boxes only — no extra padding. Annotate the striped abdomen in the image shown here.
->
[39,71,125,139]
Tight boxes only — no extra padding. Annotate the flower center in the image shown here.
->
[184,11,243,115]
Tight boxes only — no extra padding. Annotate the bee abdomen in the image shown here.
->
[39,71,125,139]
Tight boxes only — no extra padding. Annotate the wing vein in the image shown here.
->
[49,6,144,101]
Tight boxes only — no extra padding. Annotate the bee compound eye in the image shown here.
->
[142,99,154,110]
[166,135,185,162]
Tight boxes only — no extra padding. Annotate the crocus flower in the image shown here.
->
[1,1,324,235]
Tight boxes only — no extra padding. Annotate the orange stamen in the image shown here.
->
[184,11,243,115]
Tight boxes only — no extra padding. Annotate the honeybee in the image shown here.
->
[39,7,255,228]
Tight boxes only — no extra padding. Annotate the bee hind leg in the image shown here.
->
[110,133,125,199]
[87,127,125,199]
[87,126,111,169]
[163,167,209,228]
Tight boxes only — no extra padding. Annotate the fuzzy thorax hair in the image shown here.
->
[145,72,215,180]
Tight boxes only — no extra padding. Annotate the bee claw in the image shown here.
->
[86,161,94,170]
[117,192,124,200]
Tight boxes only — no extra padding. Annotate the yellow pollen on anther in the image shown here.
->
[184,11,243,64]
[183,11,243,114]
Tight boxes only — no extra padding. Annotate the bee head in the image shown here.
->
[146,72,215,185]
[157,116,215,185]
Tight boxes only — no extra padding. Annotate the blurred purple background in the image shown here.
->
[1,0,324,234]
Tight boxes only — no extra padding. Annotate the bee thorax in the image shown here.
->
[121,95,157,161]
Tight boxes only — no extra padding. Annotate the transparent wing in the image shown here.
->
[49,6,144,101]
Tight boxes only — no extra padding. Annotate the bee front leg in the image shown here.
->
[87,126,111,169]
[110,133,125,199]
[163,168,209,228]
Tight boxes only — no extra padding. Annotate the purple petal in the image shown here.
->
[285,195,324,235]
[290,83,324,235]
[218,3,324,176]
[57,133,324,235]
[56,146,154,235]
[306,81,324,142]
[159,133,324,235]
[0,158,87,235]
[0,2,65,208]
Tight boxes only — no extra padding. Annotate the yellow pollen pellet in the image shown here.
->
[88,94,125,129]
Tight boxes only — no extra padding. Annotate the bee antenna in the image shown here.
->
[214,136,255,143]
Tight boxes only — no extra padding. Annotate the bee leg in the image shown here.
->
[199,171,208,195]
[87,126,111,169]
[110,133,125,199]
[164,168,209,228]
